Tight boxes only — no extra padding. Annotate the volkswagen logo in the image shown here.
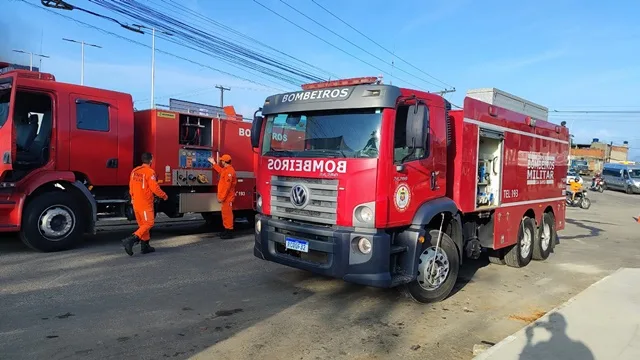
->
[290,184,309,208]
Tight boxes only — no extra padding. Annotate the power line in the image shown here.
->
[278,0,447,90]
[309,0,454,90]
[21,0,287,92]
[155,0,340,80]
[252,0,425,90]
[90,0,327,85]
[553,110,640,114]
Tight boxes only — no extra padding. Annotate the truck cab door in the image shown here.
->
[0,75,17,181]
[387,102,446,227]
[69,94,119,185]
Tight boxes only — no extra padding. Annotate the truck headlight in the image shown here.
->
[257,194,263,210]
[355,205,374,223]
[357,237,372,254]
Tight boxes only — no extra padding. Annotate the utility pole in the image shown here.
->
[12,49,49,71]
[216,85,231,107]
[63,38,102,85]
[127,24,173,109]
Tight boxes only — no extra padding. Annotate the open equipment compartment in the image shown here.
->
[179,113,212,148]
[475,128,504,209]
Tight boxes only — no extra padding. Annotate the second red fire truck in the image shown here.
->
[250,77,569,303]
[0,67,256,252]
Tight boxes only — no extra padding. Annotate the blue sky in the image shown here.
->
[3,0,640,159]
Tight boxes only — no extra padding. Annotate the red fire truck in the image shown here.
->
[0,67,256,252]
[249,77,569,303]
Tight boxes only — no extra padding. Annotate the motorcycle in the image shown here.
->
[589,178,605,193]
[566,189,591,209]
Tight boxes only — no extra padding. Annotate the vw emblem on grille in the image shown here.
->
[290,184,309,208]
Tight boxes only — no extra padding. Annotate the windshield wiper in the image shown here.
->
[302,149,347,158]
[265,150,295,157]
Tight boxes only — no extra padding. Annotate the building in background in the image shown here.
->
[569,138,630,174]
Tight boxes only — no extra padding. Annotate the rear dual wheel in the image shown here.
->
[504,216,536,268]
[533,212,556,261]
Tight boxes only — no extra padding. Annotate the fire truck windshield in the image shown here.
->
[0,82,12,128]
[262,108,382,159]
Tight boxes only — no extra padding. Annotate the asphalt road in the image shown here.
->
[1,191,639,360]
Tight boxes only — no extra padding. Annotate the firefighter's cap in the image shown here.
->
[220,154,232,162]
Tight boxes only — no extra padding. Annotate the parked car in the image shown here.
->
[566,170,583,185]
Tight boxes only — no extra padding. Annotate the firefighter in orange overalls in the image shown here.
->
[121,152,168,256]
[208,154,237,239]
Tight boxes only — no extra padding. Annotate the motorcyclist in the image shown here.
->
[569,178,583,202]
[591,172,601,188]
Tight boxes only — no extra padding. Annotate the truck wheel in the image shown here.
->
[487,249,506,265]
[504,217,535,268]
[533,212,556,261]
[20,192,86,252]
[402,229,460,304]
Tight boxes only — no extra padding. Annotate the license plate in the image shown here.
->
[285,237,309,253]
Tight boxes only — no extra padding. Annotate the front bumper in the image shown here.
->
[253,214,394,288]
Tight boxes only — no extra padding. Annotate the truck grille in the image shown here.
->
[270,176,338,225]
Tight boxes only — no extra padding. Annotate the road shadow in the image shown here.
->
[518,312,594,360]
[560,219,604,241]
[451,255,490,297]
[0,217,254,255]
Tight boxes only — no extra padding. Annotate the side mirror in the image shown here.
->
[405,104,428,150]
[251,109,264,149]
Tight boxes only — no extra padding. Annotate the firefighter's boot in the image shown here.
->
[220,229,233,239]
[122,234,140,256]
[140,240,156,254]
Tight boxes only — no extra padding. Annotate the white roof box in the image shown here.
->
[466,88,549,121]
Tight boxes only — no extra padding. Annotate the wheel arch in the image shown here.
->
[26,179,97,234]
[411,197,463,262]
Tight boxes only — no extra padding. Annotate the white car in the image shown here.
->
[566,171,583,185]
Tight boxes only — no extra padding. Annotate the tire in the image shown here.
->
[20,192,86,252]
[533,212,556,261]
[504,216,535,268]
[580,197,591,209]
[626,186,633,194]
[402,229,460,304]
[487,249,506,265]
[598,185,604,193]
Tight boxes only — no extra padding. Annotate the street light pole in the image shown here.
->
[12,49,50,71]
[62,38,102,85]
[151,27,156,110]
[129,24,172,110]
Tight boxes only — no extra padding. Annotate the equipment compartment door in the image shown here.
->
[69,93,119,185]
[0,75,16,179]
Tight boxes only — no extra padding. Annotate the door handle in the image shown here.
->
[430,171,440,190]
[106,158,118,168]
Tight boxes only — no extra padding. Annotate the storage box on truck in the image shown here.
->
[0,66,257,251]
[249,77,569,303]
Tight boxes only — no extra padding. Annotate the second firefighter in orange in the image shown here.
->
[208,154,237,239]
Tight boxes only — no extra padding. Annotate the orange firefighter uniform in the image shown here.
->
[129,164,168,243]
[212,154,237,235]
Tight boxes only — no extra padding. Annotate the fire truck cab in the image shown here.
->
[250,77,569,303]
